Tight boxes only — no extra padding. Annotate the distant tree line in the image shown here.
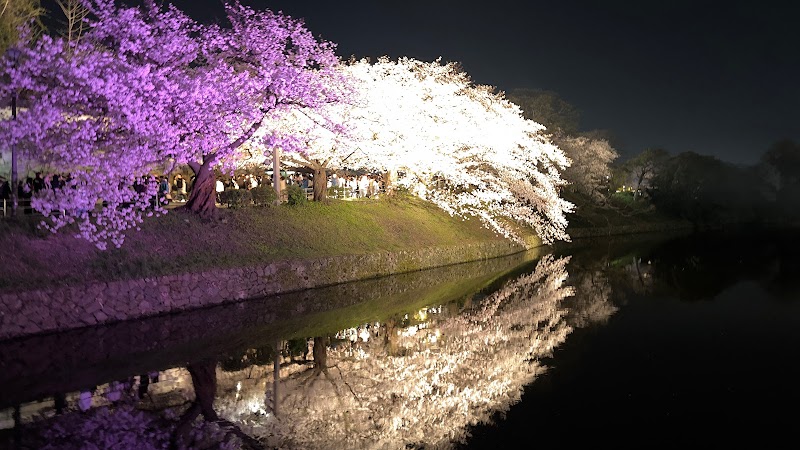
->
[508,89,800,229]
[641,139,800,227]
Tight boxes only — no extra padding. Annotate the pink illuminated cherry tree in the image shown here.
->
[0,3,178,248]
[0,0,350,248]
[173,1,351,216]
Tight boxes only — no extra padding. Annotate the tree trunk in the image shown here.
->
[384,317,400,356]
[184,113,267,216]
[185,159,217,219]
[10,93,18,217]
[272,148,282,205]
[313,167,328,201]
[171,359,218,449]
[633,172,645,200]
[188,359,219,421]
[383,169,397,196]
[312,336,328,375]
[272,339,281,416]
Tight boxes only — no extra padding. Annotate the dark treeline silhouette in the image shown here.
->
[507,89,800,229]
[642,139,800,228]
[508,89,800,229]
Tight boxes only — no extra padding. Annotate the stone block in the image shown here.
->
[92,310,108,324]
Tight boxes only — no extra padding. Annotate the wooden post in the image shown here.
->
[272,148,281,205]
[10,79,18,217]
[273,339,281,416]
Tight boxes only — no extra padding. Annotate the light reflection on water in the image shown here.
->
[213,254,578,450]
[1,229,799,448]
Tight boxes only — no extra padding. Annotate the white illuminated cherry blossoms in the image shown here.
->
[353,57,574,244]
[268,56,574,245]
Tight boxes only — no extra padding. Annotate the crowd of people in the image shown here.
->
[0,171,78,215]
[328,173,385,199]
[204,170,387,203]
[0,171,75,202]
[1,167,389,216]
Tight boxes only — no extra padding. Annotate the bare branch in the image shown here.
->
[56,0,90,57]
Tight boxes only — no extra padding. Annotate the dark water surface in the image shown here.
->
[1,228,798,449]
[462,228,800,448]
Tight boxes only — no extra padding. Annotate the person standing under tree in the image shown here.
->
[158,176,171,205]
[174,174,187,202]
[215,178,225,204]
[0,176,10,202]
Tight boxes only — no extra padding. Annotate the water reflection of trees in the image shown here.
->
[215,255,577,450]
[0,250,535,412]
[621,231,800,302]
[5,243,677,449]
[169,232,800,449]
[10,230,798,448]
[564,262,619,328]
[210,232,799,449]
[1,247,637,449]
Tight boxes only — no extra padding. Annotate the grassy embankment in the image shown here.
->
[0,190,688,293]
[0,194,513,292]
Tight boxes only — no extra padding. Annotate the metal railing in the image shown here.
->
[1,199,74,218]
[1,198,35,217]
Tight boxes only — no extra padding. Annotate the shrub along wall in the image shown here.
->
[0,240,525,341]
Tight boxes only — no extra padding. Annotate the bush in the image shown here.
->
[250,186,277,206]
[286,185,308,206]
[610,191,635,206]
[328,186,348,199]
[219,189,252,209]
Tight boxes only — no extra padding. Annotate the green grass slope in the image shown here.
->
[0,195,512,292]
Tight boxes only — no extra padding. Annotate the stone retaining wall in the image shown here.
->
[0,240,525,341]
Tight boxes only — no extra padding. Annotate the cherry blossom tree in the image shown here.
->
[257,106,355,202]
[0,1,182,248]
[266,57,574,244]
[3,0,573,248]
[506,88,623,207]
[175,1,351,217]
[556,135,618,202]
[0,0,350,248]
[362,57,574,245]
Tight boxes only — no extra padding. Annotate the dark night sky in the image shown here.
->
[44,0,800,165]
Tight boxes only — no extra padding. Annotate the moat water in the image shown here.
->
[1,228,798,449]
